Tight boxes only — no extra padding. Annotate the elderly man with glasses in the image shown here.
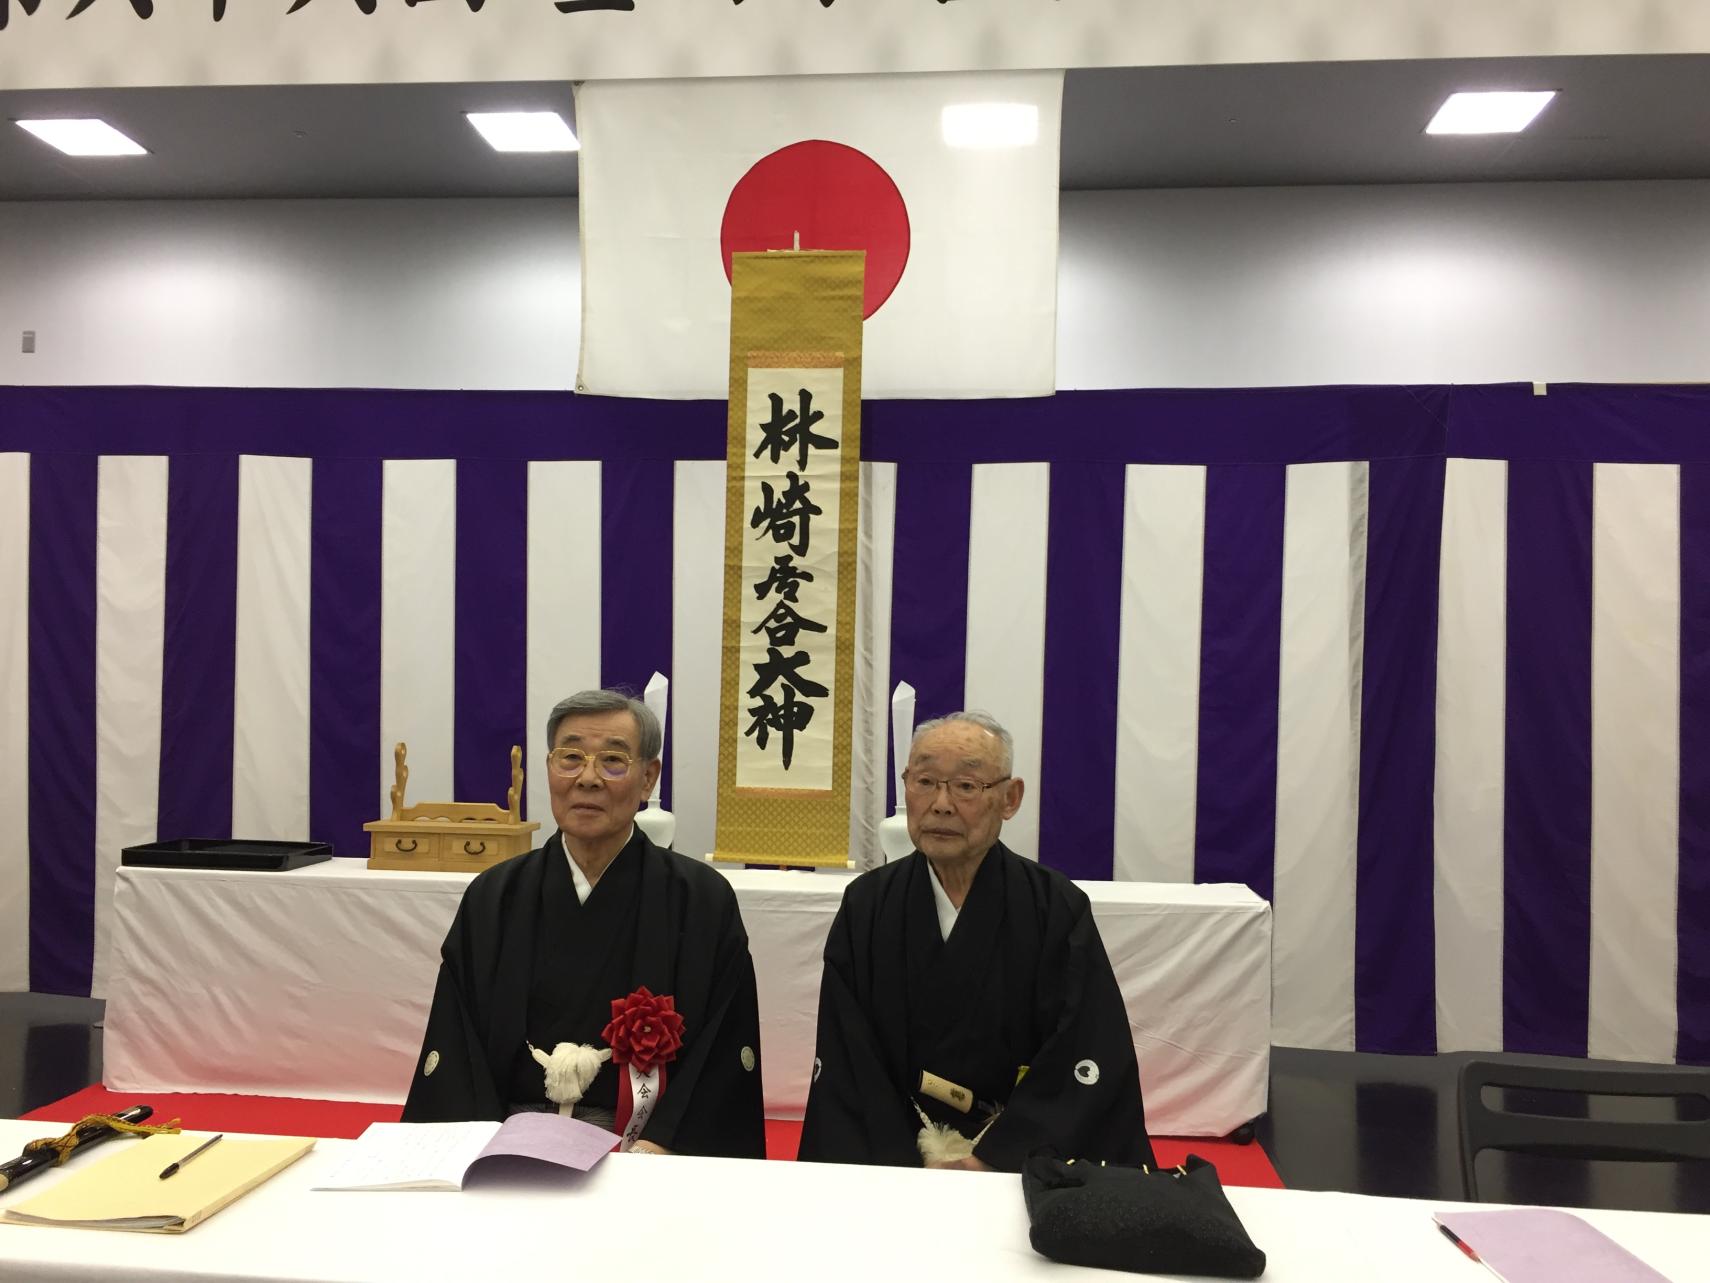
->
[797,711,1155,1172]
[402,689,765,1159]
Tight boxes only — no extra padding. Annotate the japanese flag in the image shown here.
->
[575,71,1062,399]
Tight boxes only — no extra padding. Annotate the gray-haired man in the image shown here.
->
[798,711,1154,1172]
[403,690,765,1158]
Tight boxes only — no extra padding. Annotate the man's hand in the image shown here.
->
[629,1139,673,1155]
[924,1155,991,1172]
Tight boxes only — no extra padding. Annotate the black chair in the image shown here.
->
[1458,1058,1710,1202]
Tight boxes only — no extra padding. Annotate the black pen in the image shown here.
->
[1437,1222,1482,1264]
[0,1105,154,1196]
[158,1134,223,1180]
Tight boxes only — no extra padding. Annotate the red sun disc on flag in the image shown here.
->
[720,140,911,320]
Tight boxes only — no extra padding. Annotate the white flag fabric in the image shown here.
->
[575,72,1062,400]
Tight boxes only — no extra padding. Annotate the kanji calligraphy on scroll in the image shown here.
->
[714,251,863,868]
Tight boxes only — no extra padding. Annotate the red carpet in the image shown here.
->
[22,1086,1281,1186]
[22,1085,404,1140]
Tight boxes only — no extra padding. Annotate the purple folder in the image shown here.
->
[1434,1208,1674,1283]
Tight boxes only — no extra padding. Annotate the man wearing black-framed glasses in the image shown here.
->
[798,711,1155,1174]
[403,688,765,1160]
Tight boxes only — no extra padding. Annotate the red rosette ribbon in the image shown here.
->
[602,987,685,1146]
[602,986,685,1075]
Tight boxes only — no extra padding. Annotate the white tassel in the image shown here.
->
[529,1042,611,1116]
[916,1121,977,1165]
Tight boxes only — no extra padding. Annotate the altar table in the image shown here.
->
[101,860,1271,1135]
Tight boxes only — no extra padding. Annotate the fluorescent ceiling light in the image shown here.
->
[16,118,146,157]
[942,102,1039,149]
[1425,91,1556,135]
[466,111,579,153]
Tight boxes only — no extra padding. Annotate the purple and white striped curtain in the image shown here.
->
[4,383,1707,1069]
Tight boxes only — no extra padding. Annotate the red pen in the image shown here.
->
[1438,1223,1482,1264]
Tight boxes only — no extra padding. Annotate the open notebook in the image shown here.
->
[1,1133,314,1234]
[313,1114,617,1192]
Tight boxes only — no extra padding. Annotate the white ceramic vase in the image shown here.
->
[878,808,914,863]
[635,799,677,850]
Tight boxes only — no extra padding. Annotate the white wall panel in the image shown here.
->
[1434,458,1509,1052]
[1113,464,1206,883]
[380,461,458,816]
[1589,463,1681,1062]
[232,455,314,842]
[670,460,726,863]
[963,463,1050,862]
[525,461,603,836]
[0,456,30,992]
[1271,461,1366,1051]
[850,461,897,872]
[91,456,169,998]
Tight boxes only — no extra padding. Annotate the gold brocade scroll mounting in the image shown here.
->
[712,252,864,868]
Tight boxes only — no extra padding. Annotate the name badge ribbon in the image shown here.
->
[602,986,685,1153]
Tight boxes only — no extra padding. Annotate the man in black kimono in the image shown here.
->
[798,711,1154,1172]
[402,689,766,1159]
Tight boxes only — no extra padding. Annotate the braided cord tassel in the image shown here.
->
[22,1114,184,1166]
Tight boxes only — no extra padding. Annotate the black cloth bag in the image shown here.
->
[1021,1151,1267,1278]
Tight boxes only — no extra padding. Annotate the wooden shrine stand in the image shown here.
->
[365,743,539,872]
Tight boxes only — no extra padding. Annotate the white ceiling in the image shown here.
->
[2,53,1708,201]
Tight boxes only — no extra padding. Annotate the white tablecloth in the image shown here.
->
[102,860,1270,1135]
[0,1120,1702,1283]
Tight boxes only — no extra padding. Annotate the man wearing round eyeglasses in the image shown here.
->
[402,689,766,1159]
[797,711,1154,1173]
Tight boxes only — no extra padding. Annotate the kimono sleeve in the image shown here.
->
[400,909,506,1124]
[796,900,921,1167]
[973,892,1155,1171]
[635,883,767,1159]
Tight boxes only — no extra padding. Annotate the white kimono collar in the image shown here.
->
[926,860,960,942]
[561,824,639,905]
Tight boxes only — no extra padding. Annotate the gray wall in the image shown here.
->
[1057,181,1710,388]
[4,180,1709,390]
[0,199,579,391]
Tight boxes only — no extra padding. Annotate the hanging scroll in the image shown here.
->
[713,251,864,867]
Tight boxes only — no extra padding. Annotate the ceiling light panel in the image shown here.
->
[16,118,147,157]
[466,111,579,153]
[1425,91,1557,135]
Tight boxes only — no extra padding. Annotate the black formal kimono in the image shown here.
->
[797,842,1155,1171]
[401,828,766,1159]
